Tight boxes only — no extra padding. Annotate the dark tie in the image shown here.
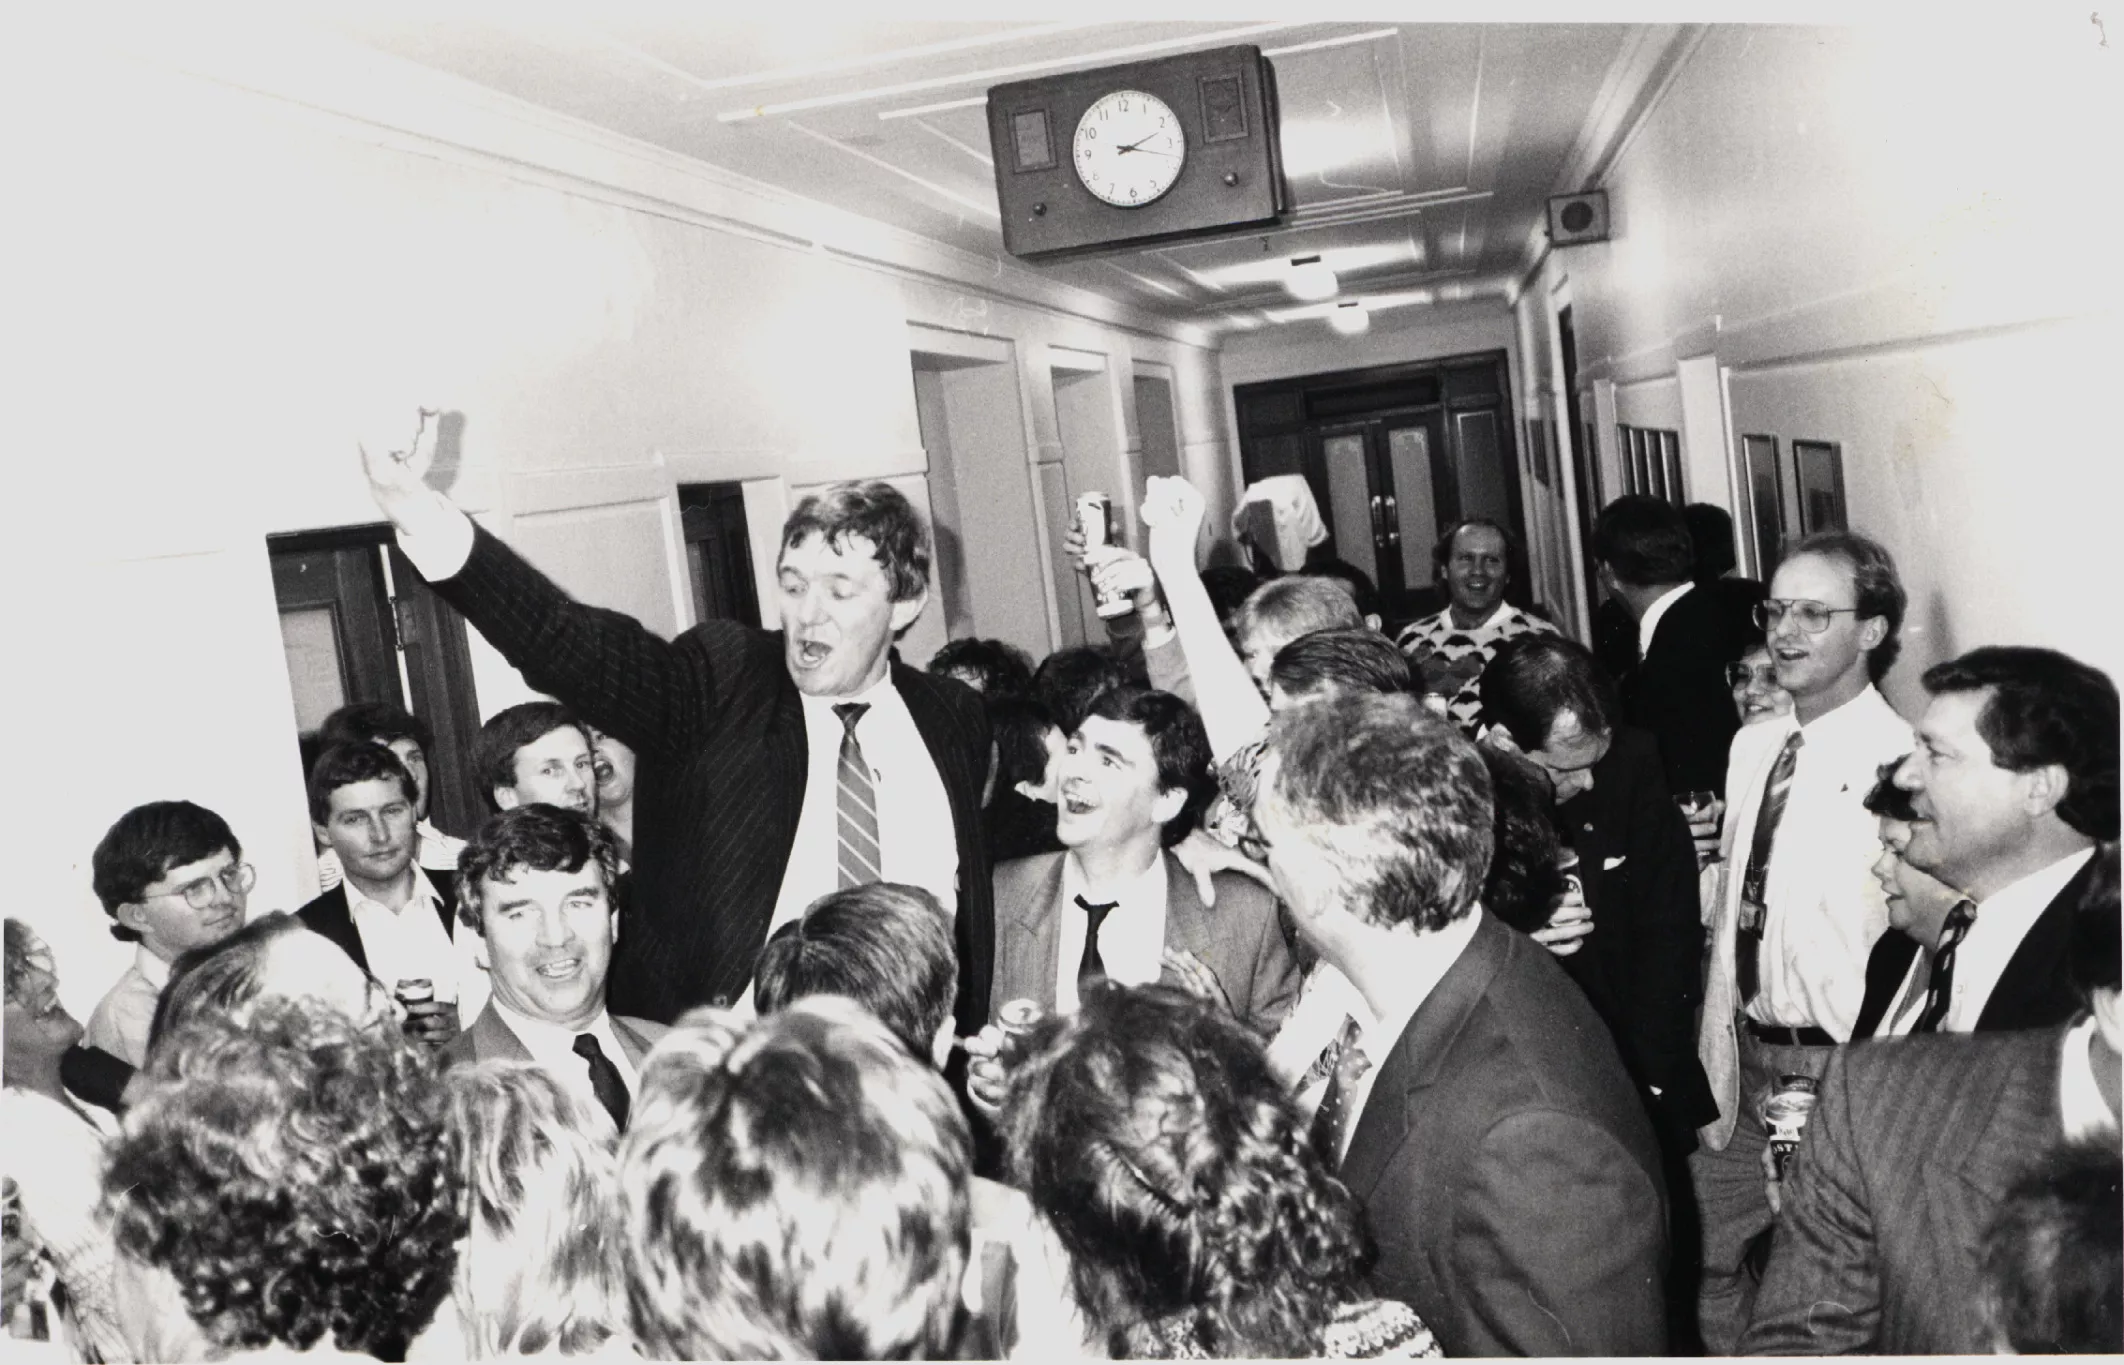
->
[1914,899,1977,1033]
[1737,731,1804,1005]
[573,1033,630,1131]
[833,703,881,888]
[1308,1014,1374,1167]
[1075,894,1117,986]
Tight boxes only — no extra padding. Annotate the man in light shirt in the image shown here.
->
[1887,645,2117,1032]
[441,804,666,1132]
[86,801,252,1066]
[1692,529,1915,1352]
[294,743,476,1044]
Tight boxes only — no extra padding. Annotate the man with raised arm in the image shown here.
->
[358,412,992,1028]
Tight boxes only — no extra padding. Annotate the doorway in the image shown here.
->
[677,482,761,629]
[267,527,484,839]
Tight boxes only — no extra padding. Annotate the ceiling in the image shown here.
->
[317,15,1685,332]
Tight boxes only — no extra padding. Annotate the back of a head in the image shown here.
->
[106,997,462,1361]
[1034,646,1135,736]
[1263,691,1494,934]
[1269,626,1410,702]
[1198,564,1261,624]
[1683,503,1739,582]
[1001,984,1366,1357]
[928,637,1035,699]
[442,1060,623,1358]
[620,999,971,1360]
[1978,1142,2122,1354]
[1480,634,1616,752]
[1477,747,1567,934]
[90,800,242,933]
[318,699,432,755]
[147,911,311,1054]
[475,701,586,808]
[751,883,957,1062]
[1229,575,1364,655]
[1593,495,1696,588]
[1920,646,2120,842]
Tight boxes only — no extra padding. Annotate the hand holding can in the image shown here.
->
[1075,493,1135,619]
[1758,1074,1819,1182]
[394,979,458,1047]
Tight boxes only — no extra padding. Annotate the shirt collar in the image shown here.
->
[1978,846,2096,921]
[797,666,901,715]
[490,993,615,1054]
[1637,581,1694,658]
[345,867,444,920]
[1793,682,1895,742]
[134,943,172,990]
[1063,845,1168,913]
[2060,1014,2119,1143]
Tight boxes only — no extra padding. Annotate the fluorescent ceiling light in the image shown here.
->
[1193,242,1416,292]
[1328,301,1370,335]
[1284,256,1339,301]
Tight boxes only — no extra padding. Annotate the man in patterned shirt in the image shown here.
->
[1394,520,1556,732]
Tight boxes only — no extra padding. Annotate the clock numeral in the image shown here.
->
[1128,187,1139,202]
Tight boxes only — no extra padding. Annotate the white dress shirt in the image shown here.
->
[1054,850,1169,1015]
[2059,1014,2120,1142]
[488,997,641,1113]
[1742,686,1913,1038]
[1340,910,1483,1161]
[348,868,489,1022]
[1637,581,1694,661]
[1944,847,2095,1033]
[84,944,171,1067]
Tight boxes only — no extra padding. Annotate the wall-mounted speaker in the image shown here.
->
[1547,191,1609,246]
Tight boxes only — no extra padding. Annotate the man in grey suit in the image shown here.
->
[984,686,1298,1034]
[442,804,667,1130]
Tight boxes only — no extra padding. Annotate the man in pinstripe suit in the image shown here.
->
[360,418,993,1029]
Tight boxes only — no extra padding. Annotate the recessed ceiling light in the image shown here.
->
[1284,256,1339,302]
[1328,301,1370,335]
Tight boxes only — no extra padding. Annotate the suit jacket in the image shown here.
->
[1740,1027,2067,1354]
[1343,911,1670,1357]
[1848,928,1924,1041]
[1555,726,1718,1141]
[295,871,460,975]
[439,999,669,1073]
[430,524,994,1029]
[988,851,1299,1033]
[1623,580,1763,799]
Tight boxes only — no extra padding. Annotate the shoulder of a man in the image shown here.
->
[614,1014,671,1049]
[85,973,156,1065]
[993,851,1064,901]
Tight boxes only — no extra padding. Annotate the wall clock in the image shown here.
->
[988,46,1286,260]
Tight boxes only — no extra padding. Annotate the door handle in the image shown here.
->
[1369,493,1384,543]
[1383,494,1400,546]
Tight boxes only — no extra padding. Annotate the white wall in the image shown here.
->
[1514,18,2121,711]
[13,22,1230,1017]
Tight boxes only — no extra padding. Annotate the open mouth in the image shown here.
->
[794,639,832,669]
[535,957,583,982]
[1060,789,1097,818]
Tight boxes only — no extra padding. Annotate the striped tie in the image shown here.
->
[833,703,881,887]
[1914,899,1977,1033]
[1737,730,1804,1005]
[1307,1014,1373,1168]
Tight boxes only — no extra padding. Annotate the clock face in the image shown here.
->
[1072,89,1186,208]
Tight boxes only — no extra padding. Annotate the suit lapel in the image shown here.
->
[1978,857,2096,1031]
[472,1003,535,1064]
[426,869,459,942]
[995,854,1068,1015]
[309,885,369,974]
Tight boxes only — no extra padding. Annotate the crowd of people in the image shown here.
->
[3,416,2117,1361]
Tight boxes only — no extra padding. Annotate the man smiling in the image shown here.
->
[1394,520,1555,731]
[361,420,989,1027]
[441,804,667,1130]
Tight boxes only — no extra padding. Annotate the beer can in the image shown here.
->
[1759,1073,1819,1181]
[394,977,435,1009]
[1075,492,1135,619]
[997,997,1045,1065]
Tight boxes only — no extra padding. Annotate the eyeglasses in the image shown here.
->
[148,862,257,910]
[1725,662,1778,688]
[1753,599,1861,635]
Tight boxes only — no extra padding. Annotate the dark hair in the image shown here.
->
[752,883,956,1062]
[1034,646,1135,736]
[780,481,931,605]
[106,999,463,1360]
[1198,565,1261,624]
[1683,503,1739,582]
[1431,518,1516,576]
[318,700,433,758]
[306,742,416,826]
[475,702,588,809]
[1269,627,1410,701]
[1229,576,1364,655]
[1479,634,1617,752]
[1978,1142,2122,1354]
[1920,646,2120,841]
[1307,559,1379,621]
[1002,984,1372,1358]
[457,805,620,935]
[1594,495,1696,587]
[90,801,243,939]
[1262,693,1494,933]
[147,911,331,1056]
[1082,686,1213,846]
[928,637,1035,699]
[1786,530,1906,681]
[989,694,1061,793]
[1477,748,1568,934]
[1863,757,1922,823]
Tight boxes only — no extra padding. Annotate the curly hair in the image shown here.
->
[781,480,932,605]
[1001,984,1374,1358]
[103,998,464,1360]
[442,1061,624,1358]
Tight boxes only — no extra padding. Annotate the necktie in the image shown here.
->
[1737,731,1804,1005]
[1308,1014,1373,1167]
[1914,899,1977,1033]
[833,703,881,888]
[1075,894,1117,986]
[573,1033,630,1130]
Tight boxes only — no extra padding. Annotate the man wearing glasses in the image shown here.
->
[86,800,253,1065]
[1689,530,1914,1353]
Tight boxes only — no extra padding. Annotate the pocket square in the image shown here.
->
[1603,855,1627,870]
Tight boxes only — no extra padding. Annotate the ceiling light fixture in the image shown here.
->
[1328,301,1370,335]
[1284,256,1339,302]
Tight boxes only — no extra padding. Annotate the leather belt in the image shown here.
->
[1741,1017,1836,1048]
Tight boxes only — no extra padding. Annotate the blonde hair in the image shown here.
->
[440,1061,625,1358]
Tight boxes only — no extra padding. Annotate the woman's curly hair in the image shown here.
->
[103,997,465,1360]
[1000,984,1372,1357]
